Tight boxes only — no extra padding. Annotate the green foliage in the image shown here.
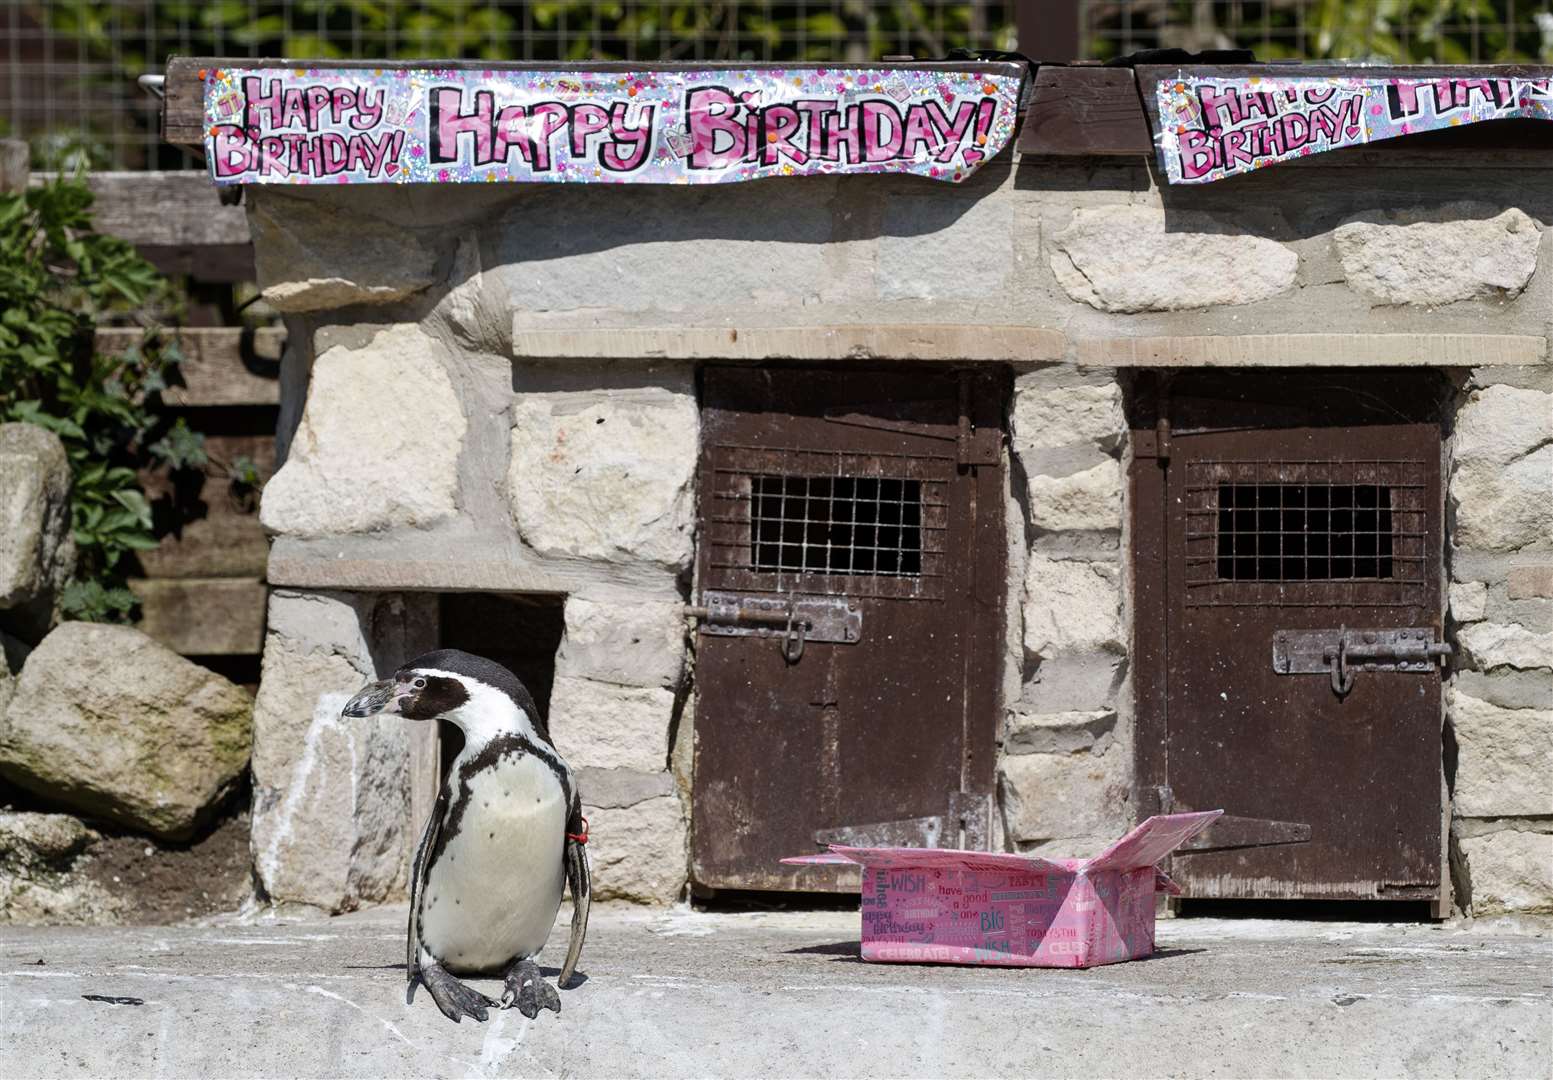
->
[0,175,191,623]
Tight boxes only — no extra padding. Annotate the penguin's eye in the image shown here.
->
[412,677,427,689]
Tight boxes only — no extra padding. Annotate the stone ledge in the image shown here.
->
[1077,334,1547,368]
[512,323,1067,362]
[576,767,676,809]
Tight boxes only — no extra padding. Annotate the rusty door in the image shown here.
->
[1133,371,1447,905]
[692,366,1006,892]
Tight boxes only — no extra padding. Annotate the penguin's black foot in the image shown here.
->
[500,957,560,1018]
[413,961,495,1024]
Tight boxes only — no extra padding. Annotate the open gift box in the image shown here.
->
[782,809,1222,968]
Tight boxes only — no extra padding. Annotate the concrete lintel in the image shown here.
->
[511,323,1068,363]
[1077,334,1548,368]
[267,535,683,601]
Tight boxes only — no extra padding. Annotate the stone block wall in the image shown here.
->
[242,152,1551,914]
[1446,377,1553,916]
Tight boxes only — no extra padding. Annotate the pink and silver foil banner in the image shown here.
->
[1156,73,1553,184]
[203,65,1021,186]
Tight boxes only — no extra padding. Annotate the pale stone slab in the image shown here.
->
[1450,582,1489,624]
[1508,565,1553,600]
[1460,828,1553,914]
[0,623,251,841]
[1022,554,1123,657]
[1027,460,1122,534]
[581,793,686,903]
[1451,385,1553,552]
[1448,688,1552,818]
[508,387,696,570]
[999,747,1127,846]
[548,676,674,773]
[1004,709,1116,755]
[1050,206,1297,313]
[556,592,686,690]
[1458,622,1553,672]
[1077,334,1547,367]
[1011,379,1124,455]
[1334,205,1541,307]
[575,767,676,810]
[260,325,467,539]
[511,323,1066,362]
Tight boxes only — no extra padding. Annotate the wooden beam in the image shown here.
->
[95,327,283,407]
[128,577,267,656]
[1017,66,1152,156]
[76,171,249,248]
[1016,0,1082,62]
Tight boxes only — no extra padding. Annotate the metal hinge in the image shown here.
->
[1273,627,1452,696]
[813,792,993,851]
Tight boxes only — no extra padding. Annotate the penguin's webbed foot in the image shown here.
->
[500,957,560,1018]
[414,960,495,1024]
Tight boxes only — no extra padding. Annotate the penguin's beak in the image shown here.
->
[342,679,398,718]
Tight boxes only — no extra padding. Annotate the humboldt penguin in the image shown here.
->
[342,649,590,1022]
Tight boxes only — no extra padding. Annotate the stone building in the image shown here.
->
[175,59,1550,916]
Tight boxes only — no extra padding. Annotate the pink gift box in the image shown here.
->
[782,810,1222,969]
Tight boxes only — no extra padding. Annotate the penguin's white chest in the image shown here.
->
[419,751,567,974]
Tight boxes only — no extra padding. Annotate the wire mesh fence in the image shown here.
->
[3,2,1549,170]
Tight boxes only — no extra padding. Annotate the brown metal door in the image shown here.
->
[1135,371,1446,903]
[692,366,1005,892]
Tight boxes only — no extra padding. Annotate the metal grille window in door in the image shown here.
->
[1183,458,1428,608]
[704,445,953,601]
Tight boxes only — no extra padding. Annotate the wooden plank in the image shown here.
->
[512,323,1068,362]
[76,172,250,248]
[164,55,1027,148]
[1017,66,1153,156]
[96,327,283,407]
[1016,0,1080,62]
[0,139,27,194]
[138,431,274,579]
[128,577,267,655]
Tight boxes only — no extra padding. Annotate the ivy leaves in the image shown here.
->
[0,174,192,622]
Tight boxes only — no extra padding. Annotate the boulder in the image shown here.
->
[1448,689,1553,818]
[1022,554,1122,657]
[548,676,675,773]
[508,385,697,569]
[260,325,467,538]
[581,793,687,903]
[0,623,251,840]
[0,423,75,624]
[1050,206,1297,313]
[556,593,687,690]
[1460,828,1553,914]
[1334,205,1541,307]
[1026,460,1122,534]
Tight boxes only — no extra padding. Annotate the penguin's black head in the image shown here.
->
[339,649,541,728]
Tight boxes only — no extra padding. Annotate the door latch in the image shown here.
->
[1272,627,1452,697]
[687,591,862,663]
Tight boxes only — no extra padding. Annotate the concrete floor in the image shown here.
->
[1,904,1548,1079]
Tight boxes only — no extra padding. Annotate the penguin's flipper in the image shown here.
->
[558,794,591,989]
[407,780,451,988]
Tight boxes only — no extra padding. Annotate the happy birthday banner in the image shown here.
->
[202,65,1022,186]
[1156,74,1553,184]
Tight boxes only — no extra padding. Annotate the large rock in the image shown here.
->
[0,423,75,618]
[250,591,423,912]
[0,624,251,840]
[1011,379,1124,456]
[1334,205,1541,307]
[548,676,674,773]
[555,593,686,690]
[999,746,1128,849]
[1050,206,1297,313]
[1022,554,1122,657]
[1450,386,1553,552]
[1457,622,1553,673]
[1460,828,1553,914]
[1026,460,1122,533]
[581,793,686,903]
[1448,688,1552,817]
[248,191,448,313]
[260,325,467,538]
[508,384,697,569]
